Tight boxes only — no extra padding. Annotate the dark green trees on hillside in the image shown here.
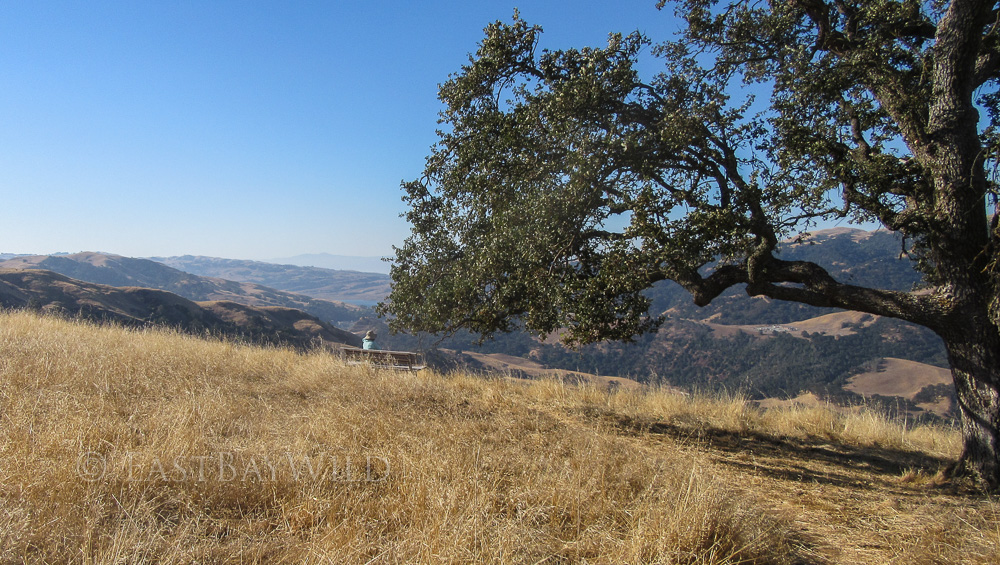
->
[382,2,1000,489]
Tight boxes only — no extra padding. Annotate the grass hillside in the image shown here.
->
[0,269,360,349]
[0,253,364,326]
[1,310,997,564]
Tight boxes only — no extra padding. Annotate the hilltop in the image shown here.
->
[265,252,391,275]
[0,310,995,563]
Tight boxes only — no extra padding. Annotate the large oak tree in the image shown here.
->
[381,1,1000,488]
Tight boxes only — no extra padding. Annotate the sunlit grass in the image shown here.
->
[0,309,991,563]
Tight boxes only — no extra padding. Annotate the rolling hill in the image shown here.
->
[0,269,361,349]
[0,252,365,326]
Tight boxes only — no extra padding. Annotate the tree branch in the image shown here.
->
[748,258,945,326]
[975,31,1000,86]
[673,254,944,329]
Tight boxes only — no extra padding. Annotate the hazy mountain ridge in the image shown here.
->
[151,255,391,304]
[265,252,391,274]
[0,253,364,326]
[0,269,361,349]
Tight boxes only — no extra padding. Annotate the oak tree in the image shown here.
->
[381,1,1000,488]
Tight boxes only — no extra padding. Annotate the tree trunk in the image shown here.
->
[941,323,1000,490]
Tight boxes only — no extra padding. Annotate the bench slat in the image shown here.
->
[340,347,425,371]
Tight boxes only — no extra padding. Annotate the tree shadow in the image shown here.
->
[611,415,968,495]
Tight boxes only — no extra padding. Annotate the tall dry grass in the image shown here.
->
[0,309,989,563]
[531,380,963,461]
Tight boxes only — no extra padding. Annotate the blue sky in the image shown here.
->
[0,1,682,261]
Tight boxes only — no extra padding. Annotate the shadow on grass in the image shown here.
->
[609,414,965,494]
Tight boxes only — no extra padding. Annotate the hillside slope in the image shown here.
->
[0,310,994,564]
[373,307,951,417]
[0,253,364,325]
[0,269,360,349]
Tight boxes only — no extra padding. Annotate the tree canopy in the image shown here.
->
[381,0,1000,488]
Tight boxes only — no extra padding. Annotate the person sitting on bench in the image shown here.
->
[362,330,381,350]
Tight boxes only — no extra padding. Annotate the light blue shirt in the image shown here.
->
[362,338,380,350]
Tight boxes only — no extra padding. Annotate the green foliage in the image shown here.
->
[383,1,1000,345]
[382,10,764,344]
[913,383,959,412]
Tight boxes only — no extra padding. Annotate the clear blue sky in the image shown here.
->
[0,1,682,261]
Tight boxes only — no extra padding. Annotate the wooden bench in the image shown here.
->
[339,347,425,371]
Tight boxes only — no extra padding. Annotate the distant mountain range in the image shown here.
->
[265,253,391,275]
[0,269,360,349]
[0,253,367,326]
[150,255,391,305]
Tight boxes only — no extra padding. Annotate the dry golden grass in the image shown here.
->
[0,309,996,564]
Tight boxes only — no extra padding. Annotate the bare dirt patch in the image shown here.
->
[703,310,879,339]
[846,357,951,398]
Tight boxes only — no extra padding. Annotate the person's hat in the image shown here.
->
[364,330,377,340]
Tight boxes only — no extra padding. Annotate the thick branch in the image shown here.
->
[793,0,851,53]
[674,256,945,329]
[751,259,942,325]
[677,264,749,306]
[975,33,1000,86]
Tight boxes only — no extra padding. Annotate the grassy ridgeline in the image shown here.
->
[0,310,991,564]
